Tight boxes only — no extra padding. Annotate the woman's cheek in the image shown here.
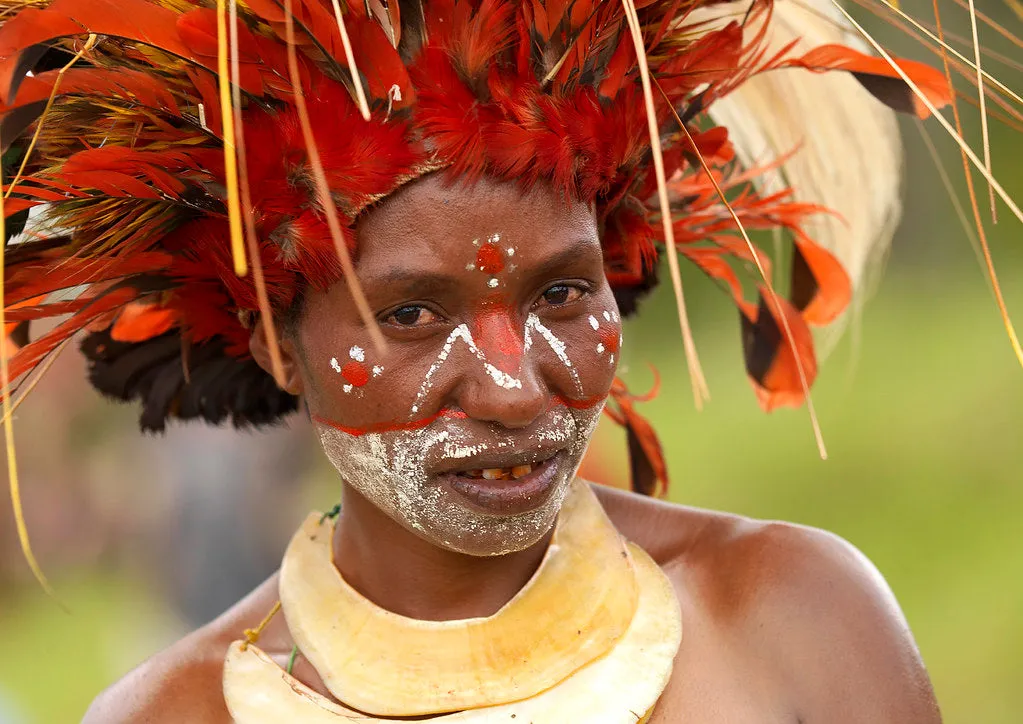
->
[569,307,622,396]
[302,339,411,428]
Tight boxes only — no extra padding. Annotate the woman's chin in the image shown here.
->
[407,476,573,557]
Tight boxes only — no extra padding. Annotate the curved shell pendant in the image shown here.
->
[223,542,681,723]
[276,481,641,716]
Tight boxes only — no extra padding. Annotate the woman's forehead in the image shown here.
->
[354,174,600,269]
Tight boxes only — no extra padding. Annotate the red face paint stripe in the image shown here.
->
[313,408,469,437]
[552,393,607,410]
[314,396,603,437]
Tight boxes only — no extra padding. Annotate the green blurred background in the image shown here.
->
[1,1,1021,722]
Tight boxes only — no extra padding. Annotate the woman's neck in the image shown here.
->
[331,484,553,621]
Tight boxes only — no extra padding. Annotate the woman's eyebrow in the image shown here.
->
[365,238,599,294]
[368,269,463,297]
[523,239,602,280]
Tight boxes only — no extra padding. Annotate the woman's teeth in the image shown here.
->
[464,464,534,481]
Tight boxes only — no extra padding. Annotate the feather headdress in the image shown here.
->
[0,0,957,508]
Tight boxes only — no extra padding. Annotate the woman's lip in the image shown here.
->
[440,454,563,516]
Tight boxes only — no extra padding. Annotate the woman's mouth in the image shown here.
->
[440,453,564,516]
[461,464,536,480]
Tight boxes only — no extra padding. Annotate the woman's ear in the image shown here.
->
[250,317,304,396]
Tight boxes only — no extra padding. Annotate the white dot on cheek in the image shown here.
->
[330,357,341,373]
[588,315,599,331]
[603,310,611,322]
[372,365,384,377]
[488,278,499,288]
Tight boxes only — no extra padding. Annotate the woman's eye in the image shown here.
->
[538,284,584,307]
[386,305,439,327]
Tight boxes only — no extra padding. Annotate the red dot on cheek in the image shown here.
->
[341,361,370,387]
[598,325,621,354]
[475,243,505,274]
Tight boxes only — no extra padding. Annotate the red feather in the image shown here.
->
[741,292,818,412]
[605,373,668,497]
[110,301,178,342]
[5,251,173,306]
[782,44,952,119]
[0,0,197,100]
[789,238,851,326]
[4,285,139,385]
[1,68,180,115]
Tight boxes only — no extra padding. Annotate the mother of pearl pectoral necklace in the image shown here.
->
[222,481,683,723]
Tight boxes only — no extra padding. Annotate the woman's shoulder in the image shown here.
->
[592,480,911,631]
[593,482,940,722]
[82,574,283,724]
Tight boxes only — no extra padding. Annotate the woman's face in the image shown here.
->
[263,174,621,556]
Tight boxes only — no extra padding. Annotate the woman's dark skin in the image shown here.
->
[84,175,941,723]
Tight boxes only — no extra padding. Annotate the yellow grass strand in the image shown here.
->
[0,152,60,603]
[284,0,386,355]
[828,2,1023,227]
[965,0,996,222]
[329,0,372,121]
[621,0,710,409]
[217,0,247,276]
[229,0,285,382]
[0,338,71,426]
[948,0,1023,50]
[929,0,1022,370]
[4,34,97,199]
[868,0,1023,108]
[916,121,987,280]
[838,0,1023,370]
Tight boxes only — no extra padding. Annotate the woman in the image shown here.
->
[0,0,981,720]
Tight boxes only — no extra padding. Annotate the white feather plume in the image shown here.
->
[701,0,905,354]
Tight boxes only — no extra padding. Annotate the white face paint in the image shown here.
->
[313,303,607,555]
[524,315,584,396]
[315,402,603,556]
[410,313,583,416]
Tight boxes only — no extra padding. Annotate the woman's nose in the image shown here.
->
[451,311,548,429]
[456,362,548,429]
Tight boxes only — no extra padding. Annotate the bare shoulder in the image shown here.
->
[592,483,942,722]
[83,574,282,724]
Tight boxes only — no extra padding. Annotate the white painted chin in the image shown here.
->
[313,403,604,557]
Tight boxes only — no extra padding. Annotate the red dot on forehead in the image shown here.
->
[598,325,620,354]
[341,361,370,387]
[475,242,505,274]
